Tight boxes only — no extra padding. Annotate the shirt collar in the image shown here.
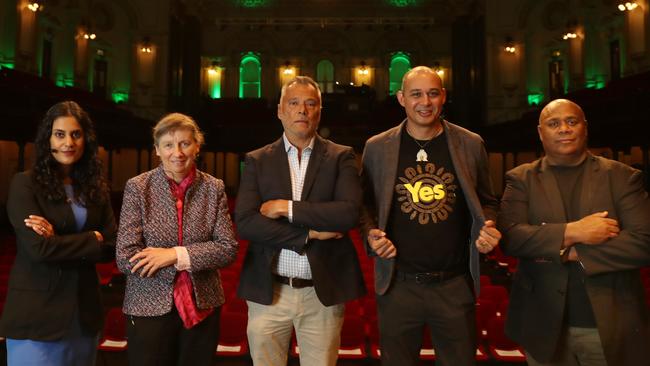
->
[165,165,197,200]
[282,133,315,153]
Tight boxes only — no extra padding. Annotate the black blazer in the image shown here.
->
[499,155,650,365]
[0,171,116,341]
[235,136,366,306]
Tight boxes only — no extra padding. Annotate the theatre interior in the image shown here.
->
[0,0,649,364]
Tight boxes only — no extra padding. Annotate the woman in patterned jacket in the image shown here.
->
[116,113,238,366]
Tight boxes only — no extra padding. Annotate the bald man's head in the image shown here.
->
[539,99,586,126]
[537,98,589,166]
[397,66,447,131]
[401,66,443,91]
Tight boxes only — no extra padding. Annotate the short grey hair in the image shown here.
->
[153,113,205,147]
[280,76,322,105]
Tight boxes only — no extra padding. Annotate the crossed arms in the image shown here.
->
[235,146,361,252]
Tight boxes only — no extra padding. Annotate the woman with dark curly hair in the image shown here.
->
[1,101,117,366]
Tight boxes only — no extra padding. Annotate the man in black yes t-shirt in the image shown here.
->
[360,66,501,366]
[498,99,650,366]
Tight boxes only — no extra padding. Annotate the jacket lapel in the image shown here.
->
[185,168,200,201]
[444,121,482,220]
[61,200,77,231]
[81,202,96,231]
[272,138,293,199]
[301,136,324,201]
[153,166,181,234]
[378,124,402,228]
[538,157,568,222]
[578,154,598,218]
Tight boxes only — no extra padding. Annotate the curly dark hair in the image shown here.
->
[32,101,108,206]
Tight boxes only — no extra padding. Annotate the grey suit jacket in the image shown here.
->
[498,154,650,365]
[360,120,498,295]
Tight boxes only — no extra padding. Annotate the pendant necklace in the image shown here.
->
[409,125,443,162]
[414,138,432,162]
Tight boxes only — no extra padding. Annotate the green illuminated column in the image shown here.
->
[525,32,547,106]
[208,66,222,98]
[53,22,75,87]
[0,0,17,69]
[316,60,334,93]
[386,0,418,7]
[583,11,607,90]
[237,0,268,7]
[389,52,411,95]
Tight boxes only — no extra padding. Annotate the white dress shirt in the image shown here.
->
[273,133,314,279]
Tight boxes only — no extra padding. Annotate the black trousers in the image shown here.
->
[377,274,476,366]
[126,306,221,366]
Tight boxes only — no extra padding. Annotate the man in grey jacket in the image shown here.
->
[360,66,501,366]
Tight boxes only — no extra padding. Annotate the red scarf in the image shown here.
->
[166,167,213,329]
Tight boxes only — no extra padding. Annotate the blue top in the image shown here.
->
[64,185,87,232]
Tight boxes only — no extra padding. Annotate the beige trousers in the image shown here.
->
[247,283,344,366]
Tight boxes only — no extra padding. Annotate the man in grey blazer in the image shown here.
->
[498,99,650,365]
[360,66,501,366]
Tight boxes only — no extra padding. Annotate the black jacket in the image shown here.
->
[235,136,366,306]
[1,171,116,341]
[499,155,650,365]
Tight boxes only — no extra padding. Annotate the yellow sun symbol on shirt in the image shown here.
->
[395,163,457,225]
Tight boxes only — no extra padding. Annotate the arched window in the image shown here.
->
[389,52,411,95]
[316,59,334,93]
[239,52,261,98]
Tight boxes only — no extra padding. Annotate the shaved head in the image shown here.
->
[401,66,444,91]
[537,98,588,166]
[397,65,447,137]
[539,99,586,126]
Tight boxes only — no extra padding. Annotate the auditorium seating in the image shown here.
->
[196,227,532,363]
[479,285,509,305]
[0,67,154,149]
[476,298,498,340]
[98,307,128,352]
[420,326,436,361]
[96,261,120,286]
[0,222,545,364]
[216,238,250,357]
[337,315,368,359]
[217,311,249,357]
[480,274,492,286]
[486,315,526,362]
[0,234,15,316]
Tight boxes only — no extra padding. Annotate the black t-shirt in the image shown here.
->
[386,127,471,273]
[550,160,597,328]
